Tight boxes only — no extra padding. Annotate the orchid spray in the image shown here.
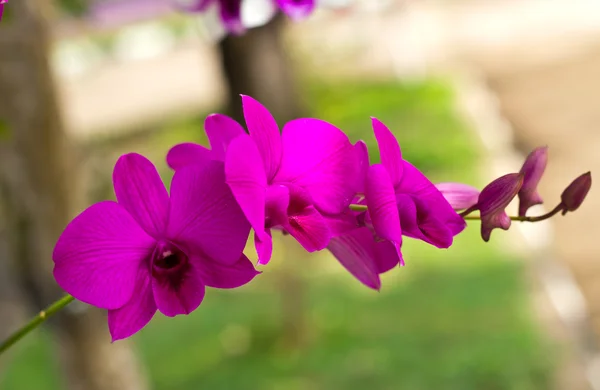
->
[0,95,591,353]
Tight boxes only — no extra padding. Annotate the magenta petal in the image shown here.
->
[481,211,511,242]
[255,230,273,265]
[478,173,523,242]
[108,265,156,341]
[276,0,315,20]
[324,210,360,237]
[372,118,403,187]
[166,143,213,171]
[435,182,480,211]
[53,201,155,310]
[327,228,383,290]
[518,146,548,216]
[196,254,259,289]
[241,95,282,180]
[354,140,369,194]
[398,162,466,236]
[225,134,268,242]
[113,153,169,238]
[366,164,402,244]
[285,204,331,252]
[276,118,359,214]
[168,161,250,264]
[205,114,246,161]
[375,240,404,271]
[395,194,454,248]
[152,260,206,317]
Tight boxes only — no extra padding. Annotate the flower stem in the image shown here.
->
[0,294,74,355]
[349,203,564,223]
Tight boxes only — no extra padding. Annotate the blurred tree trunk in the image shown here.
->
[218,14,309,349]
[218,13,304,122]
[0,1,149,389]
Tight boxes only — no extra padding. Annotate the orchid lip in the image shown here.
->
[152,242,189,275]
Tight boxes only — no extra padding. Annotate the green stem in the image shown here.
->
[0,294,74,355]
[349,203,564,223]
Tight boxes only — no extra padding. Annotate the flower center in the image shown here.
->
[151,242,189,277]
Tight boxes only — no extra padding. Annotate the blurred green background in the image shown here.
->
[1,79,556,390]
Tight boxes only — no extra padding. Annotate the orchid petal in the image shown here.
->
[276,118,359,214]
[168,161,250,264]
[324,210,360,237]
[398,162,466,236]
[327,228,383,290]
[518,146,548,216]
[225,134,268,243]
[478,173,523,242]
[53,201,154,310]
[255,230,273,266]
[205,114,245,161]
[196,254,259,289]
[108,264,156,341]
[435,182,480,211]
[395,194,454,248]
[113,153,169,238]
[152,261,206,317]
[166,143,213,171]
[372,118,403,187]
[354,140,369,194]
[283,186,331,252]
[366,164,402,245]
[242,95,282,180]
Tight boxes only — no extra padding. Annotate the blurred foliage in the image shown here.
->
[0,78,555,390]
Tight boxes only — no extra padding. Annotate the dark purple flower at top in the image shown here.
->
[167,95,359,265]
[184,0,244,35]
[53,154,257,340]
[560,172,591,214]
[518,146,548,216]
[366,118,466,249]
[276,0,315,20]
[0,0,6,21]
[477,173,523,242]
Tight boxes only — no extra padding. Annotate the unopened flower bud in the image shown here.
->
[478,173,524,242]
[560,172,591,214]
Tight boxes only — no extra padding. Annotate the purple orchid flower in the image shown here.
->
[476,173,523,242]
[366,118,466,248]
[182,0,315,34]
[518,146,548,216]
[53,154,257,340]
[325,119,466,290]
[167,95,359,265]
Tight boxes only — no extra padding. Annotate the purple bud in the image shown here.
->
[518,146,548,216]
[477,173,524,242]
[435,182,480,211]
[560,172,591,213]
